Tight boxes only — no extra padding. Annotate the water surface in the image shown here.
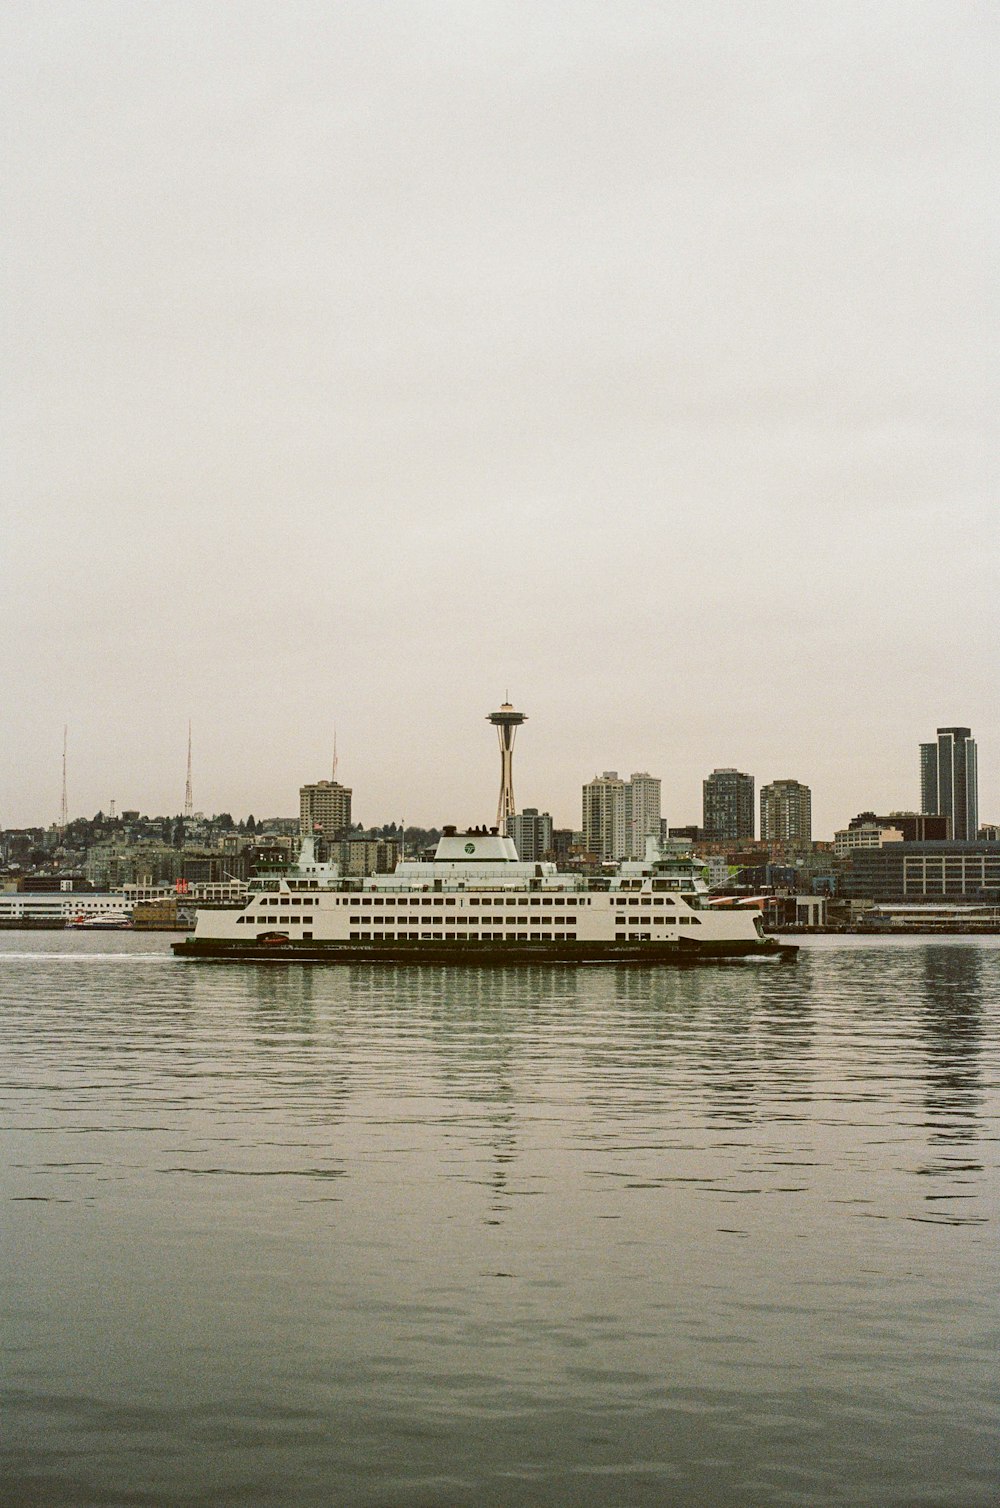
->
[2,934,998,1505]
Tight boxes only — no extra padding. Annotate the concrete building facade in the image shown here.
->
[760,779,812,843]
[582,772,627,861]
[625,773,662,860]
[508,808,554,863]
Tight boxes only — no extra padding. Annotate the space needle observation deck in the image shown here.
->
[486,702,527,831]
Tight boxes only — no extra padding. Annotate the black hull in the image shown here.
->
[172,937,797,965]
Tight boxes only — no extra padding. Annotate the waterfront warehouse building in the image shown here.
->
[760,779,812,843]
[842,840,1000,903]
[703,768,754,842]
[299,780,352,842]
[920,727,978,841]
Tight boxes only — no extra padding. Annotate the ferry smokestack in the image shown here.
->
[486,701,527,832]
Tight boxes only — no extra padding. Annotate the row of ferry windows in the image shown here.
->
[350,932,578,942]
[350,914,574,923]
[352,896,589,906]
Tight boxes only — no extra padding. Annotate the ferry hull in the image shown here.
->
[172,937,797,965]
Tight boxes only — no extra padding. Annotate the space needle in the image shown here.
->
[486,700,527,831]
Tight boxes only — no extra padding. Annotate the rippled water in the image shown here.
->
[2,934,998,1506]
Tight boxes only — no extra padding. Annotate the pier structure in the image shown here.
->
[486,701,527,831]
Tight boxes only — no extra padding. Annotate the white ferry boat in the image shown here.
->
[173,828,796,964]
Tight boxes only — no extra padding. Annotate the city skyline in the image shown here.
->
[2,4,995,836]
[3,707,995,843]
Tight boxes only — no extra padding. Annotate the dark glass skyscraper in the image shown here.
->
[920,727,978,841]
[703,768,754,841]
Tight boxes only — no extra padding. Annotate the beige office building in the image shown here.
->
[626,772,662,860]
[582,773,627,861]
[299,780,352,841]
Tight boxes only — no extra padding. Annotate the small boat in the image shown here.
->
[69,913,134,930]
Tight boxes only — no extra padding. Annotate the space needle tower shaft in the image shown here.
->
[486,701,527,831]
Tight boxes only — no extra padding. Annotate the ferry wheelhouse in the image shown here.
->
[173,827,796,964]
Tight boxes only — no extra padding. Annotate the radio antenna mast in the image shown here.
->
[60,725,68,831]
[184,721,193,817]
[332,728,338,783]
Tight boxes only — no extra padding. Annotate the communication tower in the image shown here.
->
[184,721,193,818]
[486,700,527,831]
[60,725,68,831]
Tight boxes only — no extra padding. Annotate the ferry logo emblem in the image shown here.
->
[465,842,475,853]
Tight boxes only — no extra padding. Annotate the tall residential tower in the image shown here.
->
[920,726,977,841]
[300,779,352,842]
[760,779,812,842]
[703,768,754,842]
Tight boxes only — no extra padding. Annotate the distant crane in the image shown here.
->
[184,721,193,818]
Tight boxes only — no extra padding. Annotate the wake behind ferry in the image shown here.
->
[172,827,796,965]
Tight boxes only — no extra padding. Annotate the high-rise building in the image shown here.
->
[920,727,978,841]
[582,772,627,860]
[299,780,352,842]
[508,808,554,862]
[625,772,662,860]
[703,768,754,842]
[760,779,812,842]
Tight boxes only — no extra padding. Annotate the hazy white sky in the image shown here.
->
[2,1,996,836]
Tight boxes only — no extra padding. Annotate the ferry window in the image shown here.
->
[433,899,444,906]
[303,932,312,940]
[641,898,651,906]
[362,899,372,906]
[555,898,564,906]
[445,898,455,906]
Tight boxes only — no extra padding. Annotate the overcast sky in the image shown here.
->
[2,1,996,837]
